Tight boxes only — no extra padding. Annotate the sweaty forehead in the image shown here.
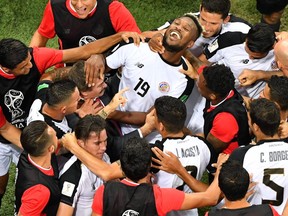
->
[179,17,195,28]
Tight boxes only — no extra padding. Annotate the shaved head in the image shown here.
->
[274,39,288,76]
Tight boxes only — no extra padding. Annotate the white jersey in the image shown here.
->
[59,154,110,216]
[27,99,72,138]
[230,140,288,214]
[155,135,211,216]
[107,42,194,143]
[185,86,206,135]
[157,13,250,57]
[205,37,277,98]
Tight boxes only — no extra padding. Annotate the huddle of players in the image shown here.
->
[1,0,288,215]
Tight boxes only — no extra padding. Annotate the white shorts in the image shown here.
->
[0,143,22,176]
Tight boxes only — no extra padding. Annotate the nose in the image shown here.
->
[75,0,83,8]
[27,61,33,69]
[100,142,107,151]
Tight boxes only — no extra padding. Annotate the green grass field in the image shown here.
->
[0,0,287,215]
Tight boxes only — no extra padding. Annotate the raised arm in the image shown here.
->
[180,153,229,210]
[238,69,283,86]
[61,133,123,181]
[29,31,49,47]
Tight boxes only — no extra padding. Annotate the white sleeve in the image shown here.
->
[106,43,136,70]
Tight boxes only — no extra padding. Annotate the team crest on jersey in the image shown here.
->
[122,209,139,216]
[159,82,170,93]
[79,36,96,47]
[271,60,278,70]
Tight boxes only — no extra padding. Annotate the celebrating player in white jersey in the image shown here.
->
[204,23,277,99]
[89,14,203,143]
[151,96,215,216]
[230,98,288,215]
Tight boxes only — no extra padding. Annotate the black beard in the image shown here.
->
[162,33,185,52]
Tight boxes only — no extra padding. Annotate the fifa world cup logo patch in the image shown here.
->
[158,82,170,93]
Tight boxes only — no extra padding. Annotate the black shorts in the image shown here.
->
[256,0,288,14]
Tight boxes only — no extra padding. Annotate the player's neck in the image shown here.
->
[222,198,251,209]
[161,51,185,65]
[159,127,184,139]
[255,132,280,143]
[162,131,185,139]
[28,154,52,170]
[42,103,65,121]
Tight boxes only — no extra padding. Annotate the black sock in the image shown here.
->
[0,193,3,208]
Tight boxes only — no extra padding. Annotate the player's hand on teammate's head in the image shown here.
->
[121,31,145,46]
[85,54,106,87]
[148,32,165,54]
[61,132,78,151]
[212,153,229,175]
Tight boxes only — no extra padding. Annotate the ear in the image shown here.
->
[0,66,11,73]
[187,41,195,49]
[199,4,203,12]
[48,144,55,153]
[223,15,230,24]
[81,91,89,100]
[60,106,67,114]
[77,139,85,148]
[209,93,217,101]
[159,122,165,132]
[252,122,259,133]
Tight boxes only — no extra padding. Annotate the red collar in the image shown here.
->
[0,67,16,79]
[207,90,235,112]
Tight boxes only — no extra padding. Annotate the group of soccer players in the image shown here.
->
[1,0,288,215]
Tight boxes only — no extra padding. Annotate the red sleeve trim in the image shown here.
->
[32,47,63,74]
[0,107,7,128]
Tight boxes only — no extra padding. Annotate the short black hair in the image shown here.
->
[21,121,52,156]
[46,79,77,107]
[75,114,106,142]
[249,98,280,137]
[182,13,203,40]
[0,38,29,69]
[120,137,151,182]
[268,75,288,111]
[219,160,249,201]
[68,60,90,92]
[246,23,275,53]
[203,64,235,97]
[154,96,186,133]
[201,0,231,19]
